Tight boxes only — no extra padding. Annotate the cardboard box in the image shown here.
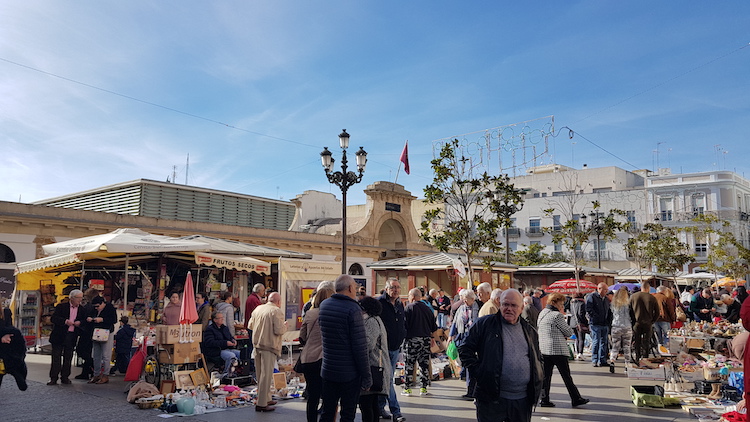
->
[273,372,287,390]
[627,365,665,380]
[685,338,705,350]
[158,343,201,364]
[156,325,203,344]
[679,370,704,382]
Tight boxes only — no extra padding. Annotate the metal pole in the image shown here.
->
[596,229,602,269]
[505,226,511,264]
[341,188,347,275]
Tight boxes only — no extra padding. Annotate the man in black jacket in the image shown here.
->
[459,289,543,422]
[402,288,437,397]
[377,278,407,422]
[585,283,613,367]
[319,275,371,422]
[48,289,85,385]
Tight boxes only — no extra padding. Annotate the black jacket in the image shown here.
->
[202,322,235,358]
[378,294,406,351]
[585,293,612,326]
[725,300,742,323]
[49,302,86,346]
[319,294,372,389]
[458,313,543,405]
[115,324,136,354]
[90,303,118,333]
[404,301,437,339]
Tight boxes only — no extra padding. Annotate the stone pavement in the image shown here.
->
[1,353,702,421]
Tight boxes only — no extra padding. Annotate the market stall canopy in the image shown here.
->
[42,228,211,254]
[15,253,83,275]
[680,272,724,281]
[179,235,311,259]
[366,252,517,272]
[194,252,271,273]
[546,279,597,295]
[712,277,746,288]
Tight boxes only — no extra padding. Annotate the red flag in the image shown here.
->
[400,141,410,175]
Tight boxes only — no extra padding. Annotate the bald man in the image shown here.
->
[585,283,613,367]
[248,291,287,412]
[459,289,543,422]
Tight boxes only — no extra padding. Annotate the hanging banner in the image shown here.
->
[194,252,271,273]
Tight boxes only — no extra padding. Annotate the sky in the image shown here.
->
[1,1,749,206]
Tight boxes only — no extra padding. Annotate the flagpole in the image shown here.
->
[394,161,402,185]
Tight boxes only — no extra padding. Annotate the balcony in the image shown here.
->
[588,250,610,261]
[506,227,520,238]
[525,227,544,237]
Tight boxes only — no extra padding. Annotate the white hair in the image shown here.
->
[490,288,503,301]
[409,288,422,299]
[334,275,355,292]
[477,282,492,293]
[523,296,533,305]
[459,289,476,300]
[252,283,266,294]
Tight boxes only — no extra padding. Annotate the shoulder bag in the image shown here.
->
[93,327,110,342]
[369,317,385,393]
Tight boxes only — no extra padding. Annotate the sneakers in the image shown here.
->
[575,353,584,361]
[394,417,406,422]
[419,387,430,396]
[401,388,413,397]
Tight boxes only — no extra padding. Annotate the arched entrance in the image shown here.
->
[378,219,407,258]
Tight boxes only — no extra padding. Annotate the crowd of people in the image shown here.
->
[3,274,747,422]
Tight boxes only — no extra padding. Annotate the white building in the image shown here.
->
[502,165,750,273]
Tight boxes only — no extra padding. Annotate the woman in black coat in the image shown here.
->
[87,296,117,384]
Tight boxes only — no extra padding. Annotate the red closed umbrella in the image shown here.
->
[179,272,199,343]
[546,279,598,295]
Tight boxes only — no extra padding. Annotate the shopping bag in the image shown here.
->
[93,328,110,342]
[446,341,458,360]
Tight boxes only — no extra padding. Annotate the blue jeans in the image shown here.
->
[590,325,609,365]
[220,349,240,375]
[378,349,402,417]
[654,321,670,346]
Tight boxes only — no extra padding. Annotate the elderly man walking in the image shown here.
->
[402,288,437,397]
[248,292,286,412]
[585,283,612,367]
[319,275,372,422]
[459,289,543,422]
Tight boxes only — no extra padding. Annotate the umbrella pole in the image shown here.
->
[123,254,130,313]
[80,260,86,291]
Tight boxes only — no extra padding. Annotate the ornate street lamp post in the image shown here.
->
[320,129,368,274]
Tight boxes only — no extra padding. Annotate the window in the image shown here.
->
[626,210,636,223]
[530,241,540,246]
[509,242,518,252]
[695,243,707,258]
[552,215,561,232]
[528,219,541,234]
[692,194,705,216]
[659,197,673,221]
[553,242,562,252]
[348,263,364,276]
[552,190,574,197]
[0,244,15,263]
[593,239,606,250]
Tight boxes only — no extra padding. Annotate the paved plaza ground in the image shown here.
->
[0,353,708,421]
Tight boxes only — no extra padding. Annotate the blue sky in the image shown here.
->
[1,1,748,206]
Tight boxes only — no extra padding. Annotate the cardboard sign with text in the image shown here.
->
[156,325,203,344]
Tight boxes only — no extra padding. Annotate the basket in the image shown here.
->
[135,398,164,409]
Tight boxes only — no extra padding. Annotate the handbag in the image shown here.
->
[577,324,590,334]
[293,356,304,373]
[93,328,110,342]
[446,341,459,360]
[675,306,687,322]
[0,358,6,375]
